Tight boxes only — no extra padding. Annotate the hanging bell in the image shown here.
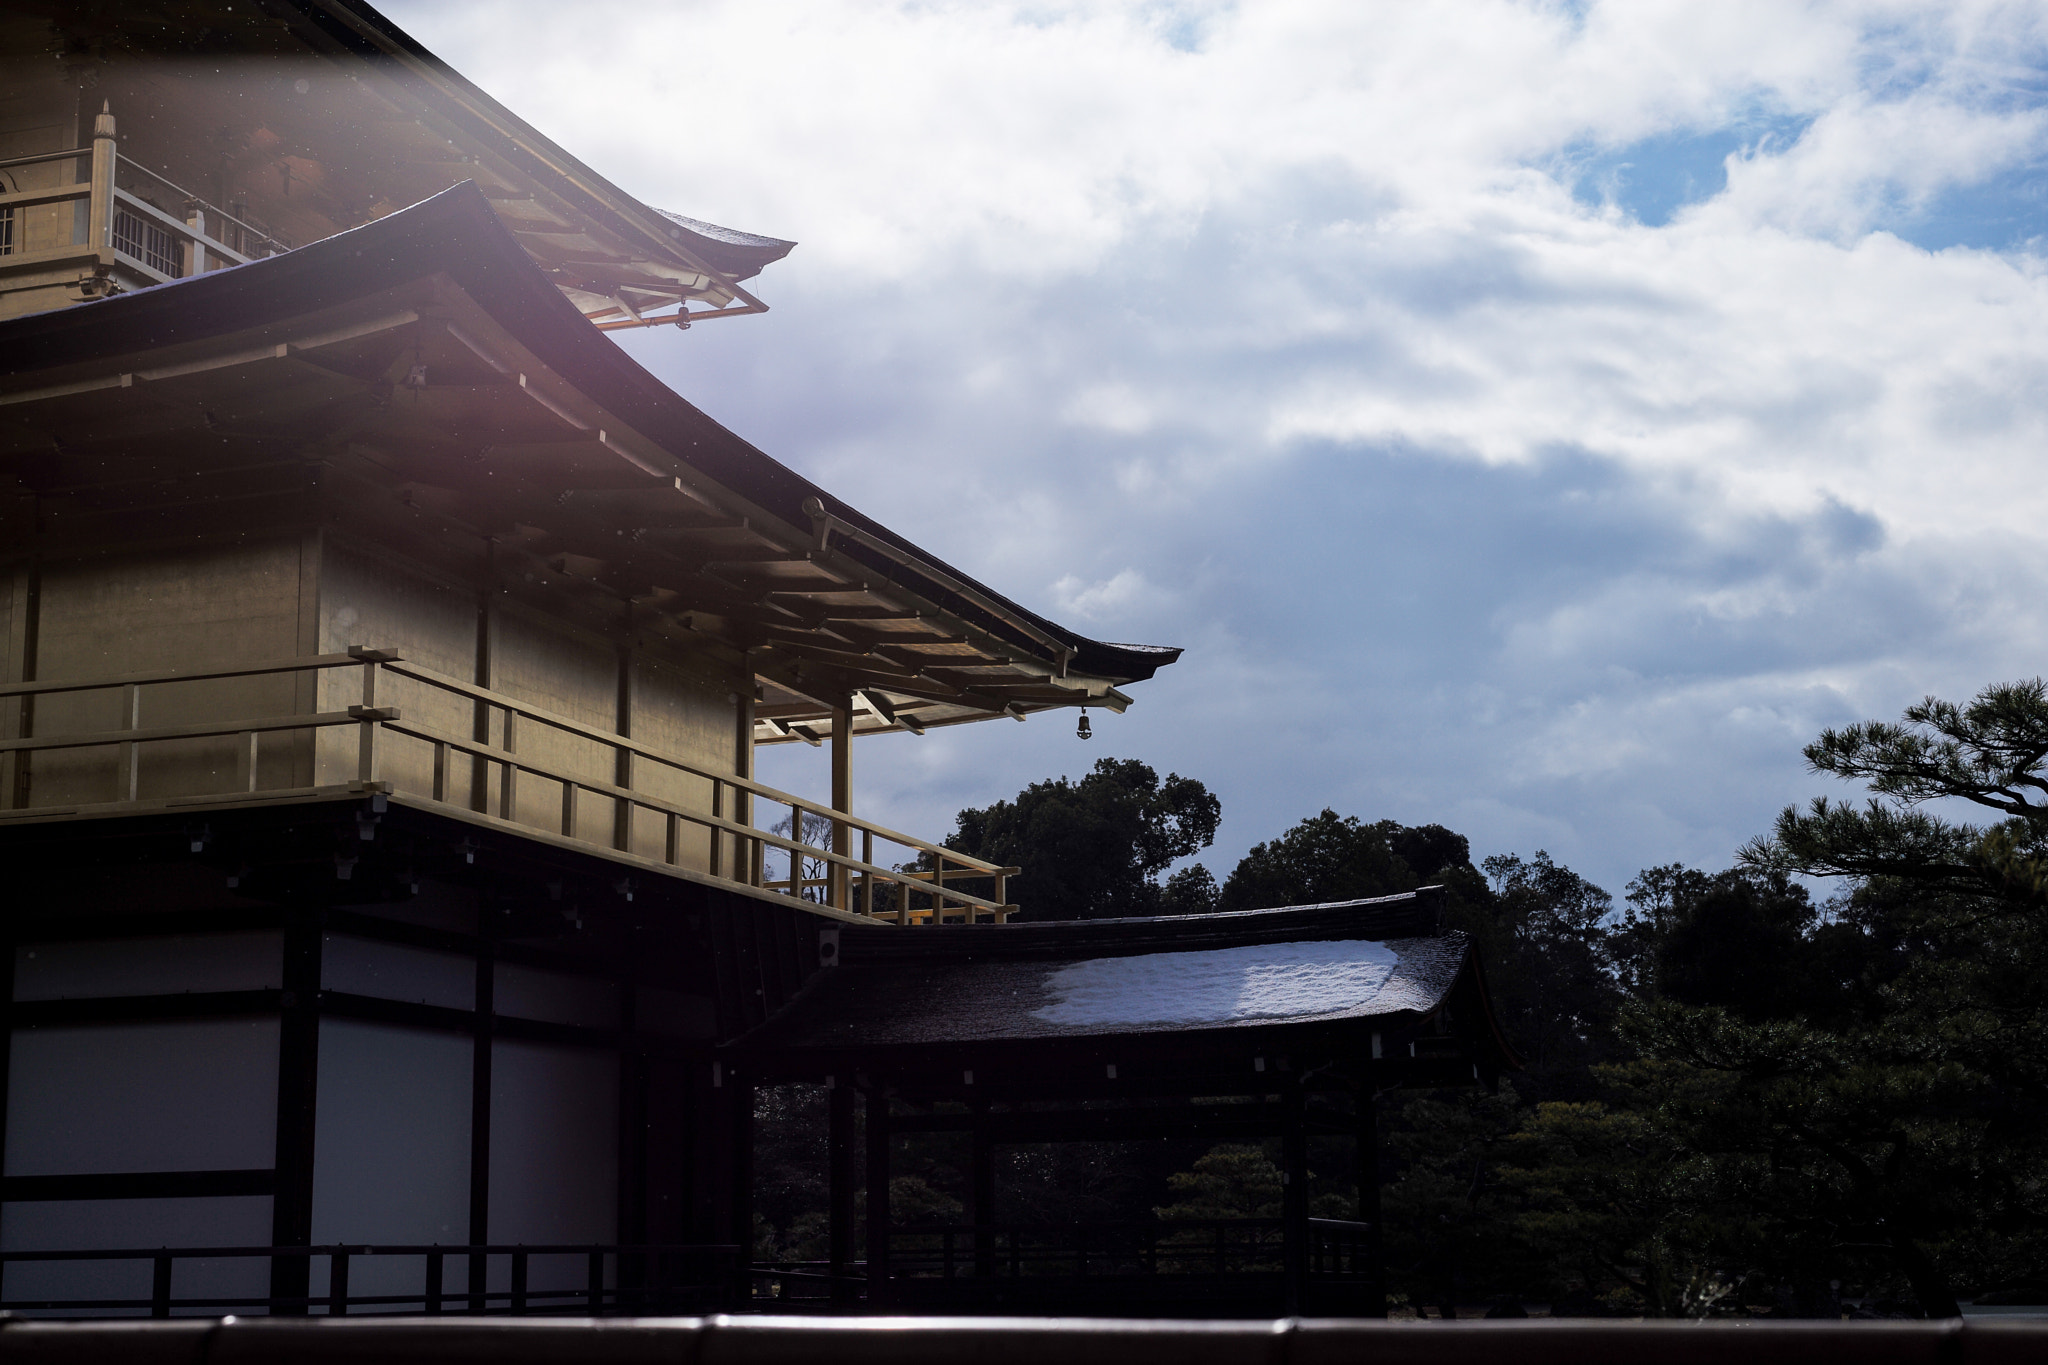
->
[1077,708,1092,740]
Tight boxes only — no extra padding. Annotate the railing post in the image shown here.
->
[355,658,380,784]
[829,703,852,911]
[862,829,874,916]
[993,868,1010,924]
[499,708,518,818]
[87,102,114,250]
[237,729,259,793]
[118,683,141,801]
[787,800,803,898]
[425,1249,443,1314]
[705,781,720,875]
[330,1248,350,1315]
[151,1253,172,1318]
[184,201,207,274]
[510,1249,528,1314]
[431,739,448,802]
[734,687,755,887]
[560,779,577,837]
[587,1249,604,1313]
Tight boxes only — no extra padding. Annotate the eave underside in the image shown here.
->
[0,202,1169,740]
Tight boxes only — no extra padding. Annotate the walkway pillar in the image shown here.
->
[865,1089,892,1306]
[1357,1082,1386,1317]
[1282,1081,1309,1314]
[970,1099,995,1277]
[829,704,852,910]
[828,1080,856,1304]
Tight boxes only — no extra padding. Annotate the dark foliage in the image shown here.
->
[1215,809,1411,911]
[750,686,2048,1316]
[944,757,1220,920]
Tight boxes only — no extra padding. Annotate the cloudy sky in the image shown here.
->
[389,0,2048,898]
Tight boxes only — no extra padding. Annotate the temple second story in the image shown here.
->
[0,2,1181,926]
[0,1,791,328]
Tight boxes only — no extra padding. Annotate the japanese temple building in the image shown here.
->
[0,0,1517,1319]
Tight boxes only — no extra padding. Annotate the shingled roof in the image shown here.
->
[736,888,1518,1070]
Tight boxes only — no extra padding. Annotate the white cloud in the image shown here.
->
[387,0,2048,893]
[1051,569,1158,622]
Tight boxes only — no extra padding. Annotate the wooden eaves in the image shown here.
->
[10,0,795,328]
[0,182,1179,745]
[286,0,794,328]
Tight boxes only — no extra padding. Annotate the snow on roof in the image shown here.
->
[1032,940,1400,1030]
[736,929,1469,1052]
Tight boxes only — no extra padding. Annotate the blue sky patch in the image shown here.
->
[1566,115,1814,226]
[1885,161,2048,251]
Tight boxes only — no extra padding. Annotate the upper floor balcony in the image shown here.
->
[0,644,1017,925]
[0,6,793,328]
[0,107,293,318]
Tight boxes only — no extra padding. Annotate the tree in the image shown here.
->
[944,758,1220,920]
[1647,869,1818,1022]
[1610,679,2048,1318]
[1748,678,2048,907]
[769,807,836,904]
[1475,852,1624,1084]
[1216,810,1413,912]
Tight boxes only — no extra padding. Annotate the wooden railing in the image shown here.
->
[887,1219,1298,1279]
[0,110,288,285]
[0,648,1017,924]
[0,1241,740,1317]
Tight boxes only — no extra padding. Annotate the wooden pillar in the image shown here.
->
[729,1069,755,1270]
[865,1089,892,1306]
[467,931,494,1311]
[829,704,852,911]
[270,909,323,1313]
[970,1099,995,1277]
[1281,1081,1309,1315]
[735,689,757,885]
[1357,1083,1386,1317]
[469,595,495,813]
[616,984,648,1311]
[2,563,38,810]
[86,102,114,250]
[0,919,15,1293]
[613,647,635,852]
[827,1080,856,1304]
[292,530,322,788]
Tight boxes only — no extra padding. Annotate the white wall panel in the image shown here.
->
[14,934,281,1001]
[321,935,474,1010]
[493,963,617,1029]
[488,1039,617,1295]
[309,1020,472,1308]
[6,1020,279,1176]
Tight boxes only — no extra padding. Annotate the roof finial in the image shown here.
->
[93,100,115,141]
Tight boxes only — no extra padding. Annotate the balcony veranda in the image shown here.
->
[0,107,289,320]
[0,648,1016,925]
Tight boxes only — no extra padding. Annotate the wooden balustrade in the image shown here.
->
[0,120,287,285]
[0,649,1018,923]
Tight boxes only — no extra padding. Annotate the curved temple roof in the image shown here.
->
[3,0,793,323]
[0,182,1180,737]
[746,933,1472,1050]
[737,888,1522,1074]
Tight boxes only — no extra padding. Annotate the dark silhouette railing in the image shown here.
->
[0,1243,741,1318]
[884,1218,1374,1280]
